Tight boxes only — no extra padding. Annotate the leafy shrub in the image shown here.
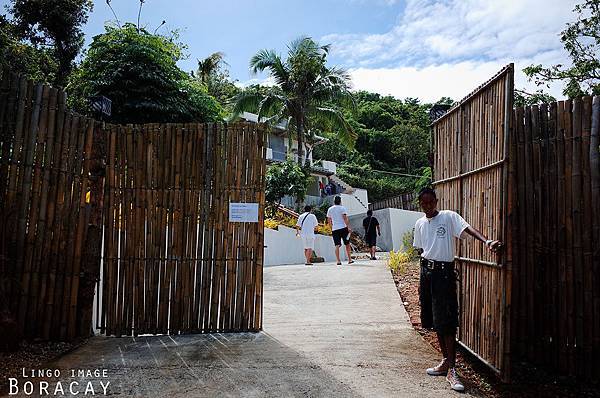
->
[264,219,279,229]
[387,250,411,274]
[315,223,332,236]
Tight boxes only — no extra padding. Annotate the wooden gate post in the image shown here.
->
[77,121,106,337]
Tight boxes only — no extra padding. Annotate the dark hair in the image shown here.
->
[304,205,312,212]
[367,209,373,216]
[418,187,437,200]
[334,196,341,205]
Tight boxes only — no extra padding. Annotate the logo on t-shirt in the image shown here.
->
[436,225,447,238]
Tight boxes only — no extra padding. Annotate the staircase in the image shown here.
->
[328,175,368,211]
[329,174,354,194]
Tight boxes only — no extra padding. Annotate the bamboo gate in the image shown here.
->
[433,64,600,381]
[0,69,267,341]
[432,64,514,380]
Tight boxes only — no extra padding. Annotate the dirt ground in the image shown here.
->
[392,259,600,398]
[0,339,84,395]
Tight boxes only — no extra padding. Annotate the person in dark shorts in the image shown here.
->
[362,210,380,260]
[326,196,354,265]
[413,187,502,392]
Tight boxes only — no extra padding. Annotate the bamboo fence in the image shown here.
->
[510,96,600,381]
[368,192,418,211]
[0,69,267,341]
[0,68,99,340]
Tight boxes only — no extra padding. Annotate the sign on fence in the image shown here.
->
[229,203,259,222]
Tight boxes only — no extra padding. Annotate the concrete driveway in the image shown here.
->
[5,260,470,397]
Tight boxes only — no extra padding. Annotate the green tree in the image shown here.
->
[514,89,557,107]
[524,0,600,98]
[10,0,93,86]
[67,23,223,124]
[0,15,58,83]
[193,52,240,113]
[265,159,310,215]
[233,37,356,165]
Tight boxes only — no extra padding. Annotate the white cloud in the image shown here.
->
[349,58,566,103]
[325,0,576,65]
[323,0,578,100]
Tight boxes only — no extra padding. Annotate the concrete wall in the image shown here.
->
[340,189,369,216]
[348,208,424,252]
[264,226,340,266]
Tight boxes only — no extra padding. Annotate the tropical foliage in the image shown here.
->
[314,92,434,202]
[265,159,310,214]
[233,37,356,165]
[524,0,600,98]
[67,23,223,124]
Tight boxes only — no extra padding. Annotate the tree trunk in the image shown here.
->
[297,114,305,166]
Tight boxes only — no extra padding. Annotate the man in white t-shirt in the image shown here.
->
[295,205,319,265]
[326,196,354,266]
[413,187,502,392]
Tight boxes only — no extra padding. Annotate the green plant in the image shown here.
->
[265,159,309,215]
[402,229,417,259]
[67,23,223,123]
[524,0,600,97]
[312,201,330,223]
[388,250,410,274]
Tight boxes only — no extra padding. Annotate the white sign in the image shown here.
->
[229,202,259,223]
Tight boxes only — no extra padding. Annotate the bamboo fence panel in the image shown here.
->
[511,96,600,380]
[432,64,513,380]
[99,122,266,336]
[0,69,98,341]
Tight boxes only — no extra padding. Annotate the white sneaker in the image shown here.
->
[426,358,449,376]
[446,368,465,392]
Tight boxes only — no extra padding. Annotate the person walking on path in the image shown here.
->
[362,210,381,260]
[295,205,319,265]
[327,196,354,266]
[413,187,502,392]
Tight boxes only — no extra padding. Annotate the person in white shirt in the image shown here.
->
[295,205,319,265]
[326,196,354,266]
[413,187,502,392]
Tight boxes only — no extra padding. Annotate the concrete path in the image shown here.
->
[5,260,470,397]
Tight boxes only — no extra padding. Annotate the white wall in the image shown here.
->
[321,160,337,174]
[264,226,342,266]
[348,208,424,252]
[340,189,369,216]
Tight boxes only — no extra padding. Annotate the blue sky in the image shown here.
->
[2,0,578,101]
[79,0,404,80]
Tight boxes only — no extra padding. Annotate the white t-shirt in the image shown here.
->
[413,210,470,262]
[326,205,348,231]
[296,212,318,237]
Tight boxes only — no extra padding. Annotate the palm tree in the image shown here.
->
[197,52,226,85]
[233,37,356,165]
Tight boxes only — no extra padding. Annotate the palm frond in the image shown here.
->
[250,49,280,73]
[230,89,263,119]
[312,106,357,148]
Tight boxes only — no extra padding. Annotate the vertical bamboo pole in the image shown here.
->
[590,96,600,380]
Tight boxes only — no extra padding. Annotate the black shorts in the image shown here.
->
[332,227,350,246]
[419,259,459,335]
[365,234,377,247]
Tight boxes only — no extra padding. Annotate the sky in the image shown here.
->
[2,0,580,102]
